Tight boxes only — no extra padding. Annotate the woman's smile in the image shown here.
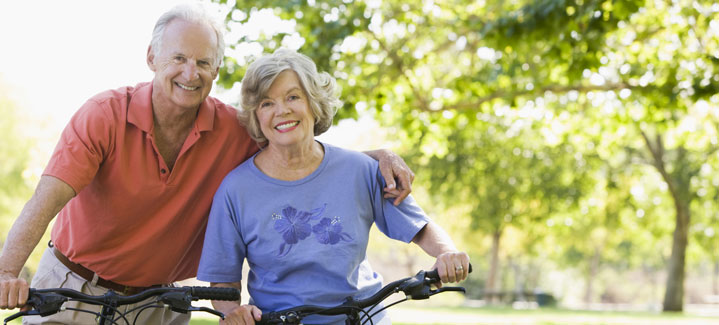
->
[275,121,300,132]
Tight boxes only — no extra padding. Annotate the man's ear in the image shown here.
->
[147,46,156,72]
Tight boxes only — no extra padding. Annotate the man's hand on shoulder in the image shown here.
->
[364,149,415,205]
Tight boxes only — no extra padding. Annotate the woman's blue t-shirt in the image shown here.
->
[197,142,429,324]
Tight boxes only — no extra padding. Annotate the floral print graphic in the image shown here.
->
[272,204,351,256]
[273,204,326,256]
[313,217,352,245]
[273,206,311,256]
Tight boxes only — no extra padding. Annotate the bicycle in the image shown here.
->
[257,264,472,325]
[3,286,240,325]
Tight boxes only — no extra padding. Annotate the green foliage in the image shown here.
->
[0,89,33,245]
[214,0,719,308]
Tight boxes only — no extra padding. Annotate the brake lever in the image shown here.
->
[4,310,34,325]
[159,292,193,314]
[429,286,466,296]
[158,292,227,319]
[399,270,433,300]
[189,306,225,319]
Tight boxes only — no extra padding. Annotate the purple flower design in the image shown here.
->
[274,204,326,256]
[312,217,353,245]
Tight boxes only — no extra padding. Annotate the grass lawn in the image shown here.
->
[185,305,718,325]
[4,306,718,324]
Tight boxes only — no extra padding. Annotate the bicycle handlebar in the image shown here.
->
[423,263,473,282]
[6,265,471,325]
[3,286,240,324]
[28,286,238,305]
[258,264,472,324]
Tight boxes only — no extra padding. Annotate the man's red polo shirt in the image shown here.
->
[44,82,258,286]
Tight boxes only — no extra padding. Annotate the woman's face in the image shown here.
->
[256,70,315,149]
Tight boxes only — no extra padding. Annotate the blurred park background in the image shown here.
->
[1,0,719,324]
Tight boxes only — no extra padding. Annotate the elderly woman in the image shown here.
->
[197,49,470,324]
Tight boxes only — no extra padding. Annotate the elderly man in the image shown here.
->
[0,4,413,324]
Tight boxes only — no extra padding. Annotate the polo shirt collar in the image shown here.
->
[127,82,216,133]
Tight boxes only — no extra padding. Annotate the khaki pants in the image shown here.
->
[23,247,190,325]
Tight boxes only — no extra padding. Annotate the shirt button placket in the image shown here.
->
[147,133,169,181]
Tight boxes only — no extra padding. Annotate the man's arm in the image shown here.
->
[0,176,75,309]
[210,282,261,325]
[412,221,470,285]
[363,149,415,206]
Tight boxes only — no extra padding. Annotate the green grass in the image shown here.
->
[187,306,719,325]
[4,306,718,324]
[384,305,718,325]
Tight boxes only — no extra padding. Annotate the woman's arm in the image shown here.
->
[412,221,470,284]
[210,282,261,325]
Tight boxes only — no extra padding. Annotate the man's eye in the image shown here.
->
[173,56,185,63]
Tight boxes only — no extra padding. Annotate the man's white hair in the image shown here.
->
[150,3,225,67]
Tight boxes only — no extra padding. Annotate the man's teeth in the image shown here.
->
[176,83,199,91]
[276,122,299,130]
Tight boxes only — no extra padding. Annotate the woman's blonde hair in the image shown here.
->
[238,49,342,145]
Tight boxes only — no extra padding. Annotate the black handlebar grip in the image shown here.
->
[425,263,473,281]
[190,287,240,301]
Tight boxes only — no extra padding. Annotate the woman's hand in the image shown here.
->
[219,304,262,325]
[211,282,259,325]
[432,251,471,286]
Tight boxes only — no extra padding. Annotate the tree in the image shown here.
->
[0,85,34,255]
[214,0,719,311]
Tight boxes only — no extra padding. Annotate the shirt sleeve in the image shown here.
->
[42,98,115,193]
[197,177,247,283]
[370,164,430,243]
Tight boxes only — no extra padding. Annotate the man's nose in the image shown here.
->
[182,61,199,79]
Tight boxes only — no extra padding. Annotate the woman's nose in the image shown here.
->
[275,102,291,115]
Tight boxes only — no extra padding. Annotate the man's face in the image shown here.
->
[148,19,219,112]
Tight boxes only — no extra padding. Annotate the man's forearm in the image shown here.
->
[0,176,75,277]
[0,212,52,277]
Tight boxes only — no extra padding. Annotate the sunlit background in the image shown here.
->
[0,0,382,175]
[2,0,719,324]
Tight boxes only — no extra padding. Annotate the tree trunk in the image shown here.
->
[662,201,690,311]
[640,132,692,312]
[485,229,502,303]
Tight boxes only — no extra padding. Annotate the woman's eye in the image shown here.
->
[260,102,272,108]
[289,95,300,101]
